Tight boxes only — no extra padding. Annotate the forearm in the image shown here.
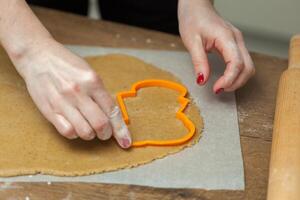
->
[178,0,214,12]
[0,0,52,59]
[178,0,255,93]
[178,0,216,27]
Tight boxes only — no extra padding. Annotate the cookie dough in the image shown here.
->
[0,49,203,177]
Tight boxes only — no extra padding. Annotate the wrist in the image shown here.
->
[9,37,56,79]
[4,34,53,62]
[178,0,215,17]
[178,0,213,8]
[0,0,53,64]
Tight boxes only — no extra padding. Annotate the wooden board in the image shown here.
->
[0,6,287,200]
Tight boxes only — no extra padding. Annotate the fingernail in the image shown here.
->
[69,134,78,139]
[87,132,96,140]
[121,138,131,148]
[215,88,224,94]
[196,73,204,85]
[101,125,112,140]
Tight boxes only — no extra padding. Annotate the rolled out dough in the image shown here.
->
[0,49,203,177]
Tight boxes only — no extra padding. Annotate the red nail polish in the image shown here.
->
[196,73,204,85]
[121,138,131,148]
[215,88,224,94]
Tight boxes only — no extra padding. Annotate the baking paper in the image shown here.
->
[0,46,244,190]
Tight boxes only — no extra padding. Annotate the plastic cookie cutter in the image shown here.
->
[116,79,196,147]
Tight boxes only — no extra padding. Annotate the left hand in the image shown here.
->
[178,0,255,93]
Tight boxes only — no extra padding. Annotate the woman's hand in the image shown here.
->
[12,39,132,148]
[178,0,255,93]
[0,1,131,148]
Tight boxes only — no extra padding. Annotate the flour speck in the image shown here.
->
[146,38,152,43]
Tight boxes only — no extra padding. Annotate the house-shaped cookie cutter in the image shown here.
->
[116,79,196,147]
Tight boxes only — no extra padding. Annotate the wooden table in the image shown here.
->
[0,7,287,200]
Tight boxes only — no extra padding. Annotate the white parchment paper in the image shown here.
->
[0,46,244,190]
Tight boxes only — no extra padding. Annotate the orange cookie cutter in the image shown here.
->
[116,79,196,147]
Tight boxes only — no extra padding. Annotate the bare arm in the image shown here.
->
[0,0,131,148]
[0,0,51,62]
[178,0,255,93]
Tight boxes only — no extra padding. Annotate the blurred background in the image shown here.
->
[214,0,300,58]
[28,0,300,58]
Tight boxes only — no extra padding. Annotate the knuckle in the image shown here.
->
[233,28,243,38]
[251,67,256,76]
[50,95,64,107]
[224,77,234,87]
[60,83,80,96]
[222,29,235,40]
[82,71,100,85]
[185,34,202,49]
[235,61,244,71]
[228,59,244,74]
[95,118,109,131]
[191,57,205,68]
[109,106,122,120]
[245,64,256,76]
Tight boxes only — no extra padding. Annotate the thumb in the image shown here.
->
[187,38,211,85]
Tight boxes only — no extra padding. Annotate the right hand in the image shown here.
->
[12,39,132,148]
[178,0,255,93]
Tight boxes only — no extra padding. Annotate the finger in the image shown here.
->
[41,103,77,139]
[47,84,95,141]
[109,106,132,149]
[26,85,77,139]
[58,100,95,141]
[225,66,253,92]
[92,89,132,148]
[52,114,77,139]
[76,96,113,140]
[226,28,255,91]
[213,33,244,92]
[186,36,210,85]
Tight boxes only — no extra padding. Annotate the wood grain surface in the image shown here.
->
[0,7,287,200]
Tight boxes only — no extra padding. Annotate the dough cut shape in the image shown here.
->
[117,79,196,147]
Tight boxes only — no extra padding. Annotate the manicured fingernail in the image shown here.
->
[121,138,131,148]
[196,73,204,85]
[215,88,224,94]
